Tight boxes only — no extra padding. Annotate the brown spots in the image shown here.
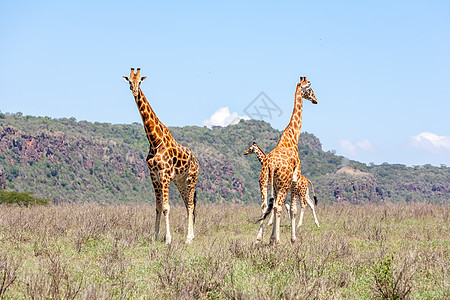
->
[155,125,162,138]
[162,151,169,162]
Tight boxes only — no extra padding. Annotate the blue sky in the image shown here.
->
[1,0,449,166]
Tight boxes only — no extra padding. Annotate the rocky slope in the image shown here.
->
[0,113,448,204]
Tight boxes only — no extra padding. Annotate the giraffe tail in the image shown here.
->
[307,178,318,206]
[193,191,197,224]
[269,166,275,199]
[255,197,274,223]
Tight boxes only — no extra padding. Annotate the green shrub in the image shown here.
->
[371,255,413,299]
[0,191,48,206]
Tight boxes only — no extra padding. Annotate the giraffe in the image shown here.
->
[257,77,317,244]
[243,142,320,228]
[123,68,199,244]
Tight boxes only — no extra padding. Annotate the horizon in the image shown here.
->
[1,1,449,166]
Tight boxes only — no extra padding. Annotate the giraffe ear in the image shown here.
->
[122,76,129,82]
[141,76,147,82]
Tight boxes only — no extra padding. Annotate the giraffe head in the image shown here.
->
[122,68,147,97]
[298,76,317,104]
[243,142,258,155]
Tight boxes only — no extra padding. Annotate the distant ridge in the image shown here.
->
[0,113,448,204]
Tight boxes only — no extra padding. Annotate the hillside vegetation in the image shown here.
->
[0,113,448,204]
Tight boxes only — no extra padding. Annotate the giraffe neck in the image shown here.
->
[134,88,172,149]
[253,145,266,164]
[277,86,303,148]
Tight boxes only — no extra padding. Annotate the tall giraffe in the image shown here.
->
[243,142,320,228]
[123,68,199,244]
[257,77,317,244]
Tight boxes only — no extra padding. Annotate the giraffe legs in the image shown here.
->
[174,171,198,244]
[150,172,163,242]
[289,188,298,243]
[296,198,307,228]
[296,188,320,228]
[257,165,269,242]
[268,198,290,226]
[150,173,172,244]
[305,192,320,228]
[154,201,162,241]
[257,203,268,242]
[149,156,199,245]
[269,164,299,226]
[186,162,199,243]
[151,172,171,244]
[184,187,196,244]
[267,211,275,226]
[296,186,307,228]
[160,178,172,244]
[270,190,287,245]
[267,190,279,225]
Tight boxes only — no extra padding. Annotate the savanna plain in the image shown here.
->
[0,203,448,299]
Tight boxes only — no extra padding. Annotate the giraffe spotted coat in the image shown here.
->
[123,68,199,244]
[244,142,320,228]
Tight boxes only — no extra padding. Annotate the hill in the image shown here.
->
[0,113,448,204]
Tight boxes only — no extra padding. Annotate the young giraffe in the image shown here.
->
[123,68,199,244]
[243,142,320,228]
[257,77,317,244]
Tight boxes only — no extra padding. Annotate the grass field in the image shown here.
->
[0,203,448,299]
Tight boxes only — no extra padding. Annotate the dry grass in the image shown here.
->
[0,203,448,299]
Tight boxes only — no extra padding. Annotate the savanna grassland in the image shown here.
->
[0,203,448,299]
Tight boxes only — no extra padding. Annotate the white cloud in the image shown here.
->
[339,138,377,157]
[202,107,250,128]
[410,132,450,154]
[356,139,377,152]
[339,139,357,156]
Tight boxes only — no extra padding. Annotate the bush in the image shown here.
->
[371,254,414,299]
[0,191,48,206]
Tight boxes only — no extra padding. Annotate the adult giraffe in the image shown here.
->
[257,77,317,244]
[123,68,199,244]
